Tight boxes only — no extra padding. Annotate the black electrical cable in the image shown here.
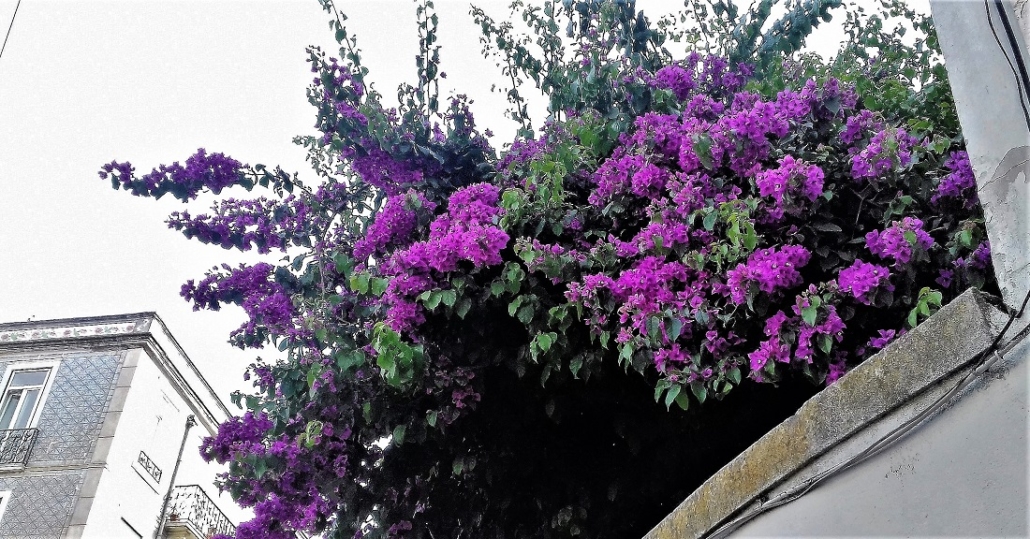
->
[0,0,21,62]
[986,0,1030,135]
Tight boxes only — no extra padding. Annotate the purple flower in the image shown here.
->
[850,127,920,181]
[755,155,824,218]
[868,328,904,351]
[932,151,978,208]
[826,359,847,385]
[971,240,991,270]
[865,217,935,267]
[99,148,244,201]
[837,259,893,305]
[726,245,811,304]
[748,337,791,375]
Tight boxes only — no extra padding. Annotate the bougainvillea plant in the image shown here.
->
[98,1,995,537]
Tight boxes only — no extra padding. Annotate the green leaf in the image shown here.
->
[307,364,322,391]
[427,410,439,428]
[441,289,457,307]
[674,392,691,411]
[336,350,364,371]
[727,367,742,385]
[537,333,553,352]
[818,334,833,354]
[254,457,269,477]
[812,222,843,233]
[425,291,443,310]
[349,273,370,294]
[508,296,523,317]
[517,305,535,325]
[694,135,714,169]
[370,278,389,296]
[456,298,472,319]
[801,306,818,327]
[690,382,707,403]
[393,425,407,445]
[491,281,506,297]
[619,343,634,365]
[703,211,718,231]
[667,318,684,341]
[569,356,584,378]
[664,385,682,410]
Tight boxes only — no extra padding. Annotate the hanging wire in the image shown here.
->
[0,0,21,62]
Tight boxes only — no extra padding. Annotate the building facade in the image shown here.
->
[0,313,247,539]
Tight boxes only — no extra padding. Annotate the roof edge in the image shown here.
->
[0,311,233,430]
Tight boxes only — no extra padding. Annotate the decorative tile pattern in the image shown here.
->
[31,352,122,466]
[0,471,85,538]
[0,321,147,343]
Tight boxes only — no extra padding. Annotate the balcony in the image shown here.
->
[0,428,38,468]
[164,485,237,539]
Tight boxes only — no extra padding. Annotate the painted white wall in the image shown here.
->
[83,348,251,539]
[732,333,1030,537]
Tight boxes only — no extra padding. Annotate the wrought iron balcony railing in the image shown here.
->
[0,428,38,466]
[166,484,236,538]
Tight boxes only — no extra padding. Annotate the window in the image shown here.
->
[0,369,52,430]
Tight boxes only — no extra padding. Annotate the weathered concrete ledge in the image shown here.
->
[643,288,1009,539]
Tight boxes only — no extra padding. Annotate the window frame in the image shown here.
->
[0,360,60,431]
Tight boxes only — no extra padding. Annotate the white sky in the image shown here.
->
[0,0,924,412]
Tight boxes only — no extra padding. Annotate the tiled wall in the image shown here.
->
[0,350,123,537]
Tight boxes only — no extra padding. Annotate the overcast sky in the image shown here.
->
[0,0,927,413]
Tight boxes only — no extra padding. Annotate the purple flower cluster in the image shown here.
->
[181,263,294,346]
[837,259,892,305]
[353,191,435,261]
[167,196,308,254]
[747,293,846,377]
[840,110,880,145]
[99,148,244,201]
[348,146,425,195]
[868,328,903,351]
[498,137,548,171]
[726,245,811,305]
[382,183,509,331]
[826,358,848,385]
[865,217,935,267]
[652,53,751,101]
[932,151,978,208]
[590,78,853,210]
[793,305,845,363]
[755,155,824,219]
[850,127,920,180]
[954,240,992,272]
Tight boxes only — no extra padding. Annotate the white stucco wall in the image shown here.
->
[932,0,1030,311]
[83,346,250,539]
[731,332,1029,536]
